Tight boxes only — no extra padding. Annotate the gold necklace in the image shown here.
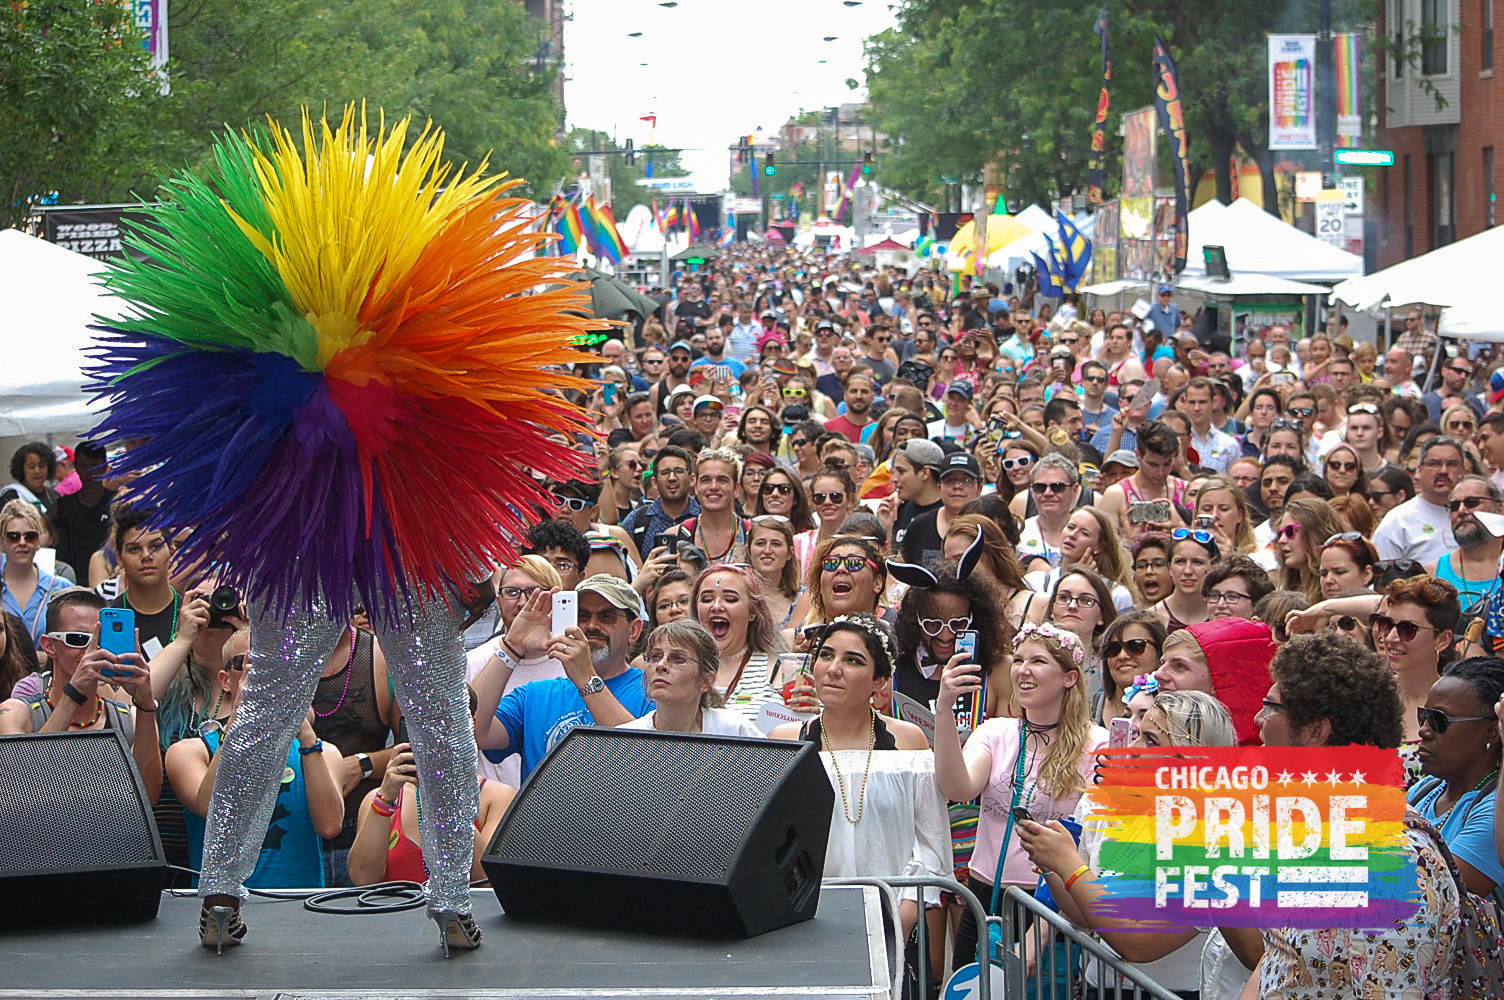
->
[822,710,877,824]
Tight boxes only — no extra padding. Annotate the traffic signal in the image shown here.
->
[624,139,636,165]
[763,153,776,176]
[737,135,751,164]
[862,151,873,175]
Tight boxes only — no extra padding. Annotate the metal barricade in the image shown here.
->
[822,876,1182,1000]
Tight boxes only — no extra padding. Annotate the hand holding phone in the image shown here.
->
[99,607,136,675]
[551,591,578,636]
[1108,716,1134,748]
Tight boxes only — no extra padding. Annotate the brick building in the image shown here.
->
[1376,0,1502,269]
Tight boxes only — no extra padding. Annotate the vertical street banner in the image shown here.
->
[134,0,169,68]
[1088,8,1112,204]
[1335,33,1362,147]
[1152,38,1190,274]
[1269,35,1318,150]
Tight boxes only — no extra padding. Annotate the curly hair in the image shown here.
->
[1277,498,1352,603]
[524,519,590,576]
[895,563,1010,677]
[8,442,55,486]
[0,499,43,536]
[806,535,887,624]
[1012,625,1094,799]
[1383,574,1462,635]
[0,612,34,700]
[1268,632,1404,748]
[946,514,1029,594]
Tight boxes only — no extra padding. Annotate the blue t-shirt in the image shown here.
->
[690,356,748,379]
[484,669,655,781]
[1407,780,1504,889]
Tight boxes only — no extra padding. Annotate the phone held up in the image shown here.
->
[1128,499,1172,524]
[1108,716,1134,749]
[551,591,578,636]
[952,630,984,733]
[98,607,135,675]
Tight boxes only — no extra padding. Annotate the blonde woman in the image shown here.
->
[1273,498,1353,604]
[934,621,1107,966]
[1190,474,1273,572]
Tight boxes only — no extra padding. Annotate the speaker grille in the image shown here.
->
[495,732,798,879]
[0,733,158,870]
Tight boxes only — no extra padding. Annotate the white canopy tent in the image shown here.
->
[1181,197,1363,283]
[1330,224,1504,318]
[620,204,666,254]
[1177,273,1330,297]
[0,229,125,437]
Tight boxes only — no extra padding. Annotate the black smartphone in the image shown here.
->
[652,533,680,555]
[1011,806,1034,824]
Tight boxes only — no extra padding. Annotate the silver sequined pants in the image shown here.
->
[199,591,479,914]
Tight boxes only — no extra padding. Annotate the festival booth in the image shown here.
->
[1331,224,1504,341]
[0,229,120,442]
[856,236,915,270]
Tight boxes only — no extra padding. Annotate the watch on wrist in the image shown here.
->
[357,752,373,777]
[578,675,606,697]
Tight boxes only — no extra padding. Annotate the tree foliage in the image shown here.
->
[864,0,1375,214]
[563,128,689,216]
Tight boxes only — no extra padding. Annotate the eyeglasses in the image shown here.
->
[822,555,875,574]
[1054,593,1099,609]
[1369,613,1435,642]
[500,586,541,601]
[553,495,591,512]
[656,467,688,479]
[1446,496,1493,512]
[4,531,39,544]
[1206,591,1251,606]
[1103,637,1152,658]
[644,650,701,669]
[1002,455,1035,471]
[549,557,580,573]
[763,482,794,496]
[1278,523,1301,539]
[1322,531,1363,546]
[919,616,972,637]
[655,596,691,614]
[1081,374,1107,384]
[1031,481,1073,495]
[1133,559,1168,572]
[1420,458,1464,470]
[1286,407,1315,418]
[577,607,625,626]
[1260,698,1284,716]
[812,491,847,505]
[1416,706,1493,734]
[44,630,91,648]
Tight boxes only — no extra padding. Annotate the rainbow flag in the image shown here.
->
[1091,746,1415,930]
[1335,33,1362,147]
[719,226,735,248]
[651,198,665,234]
[588,197,629,263]
[686,200,700,242]
[554,198,585,256]
[830,162,862,221]
[663,203,680,230]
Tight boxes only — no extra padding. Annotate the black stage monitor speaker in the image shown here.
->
[0,730,165,927]
[483,726,834,938]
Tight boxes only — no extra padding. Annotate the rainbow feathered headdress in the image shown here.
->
[88,107,595,624]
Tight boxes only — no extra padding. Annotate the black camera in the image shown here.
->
[207,585,241,630]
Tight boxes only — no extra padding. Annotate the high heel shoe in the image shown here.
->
[429,907,481,957]
[199,900,247,954]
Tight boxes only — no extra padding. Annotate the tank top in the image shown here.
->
[1433,553,1497,608]
[1120,473,1188,510]
[184,730,325,889]
[311,629,385,820]
[384,781,486,884]
[26,693,134,743]
[798,712,899,750]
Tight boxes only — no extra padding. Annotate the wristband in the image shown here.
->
[370,793,397,817]
[1062,864,1092,892]
[297,739,324,755]
[62,682,87,705]
[500,638,524,663]
[134,703,158,713]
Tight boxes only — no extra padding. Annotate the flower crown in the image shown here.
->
[824,613,898,668]
[1122,672,1160,704]
[1013,622,1086,666]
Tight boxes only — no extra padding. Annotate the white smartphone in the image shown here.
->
[551,591,578,635]
[1109,716,1134,748]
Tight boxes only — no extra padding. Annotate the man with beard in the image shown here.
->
[669,280,712,339]
[620,445,700,560]
[822,372,877,443]
[651,341,695,416]
[1250,455,1302,547]
[474,576,651,783]
[1373,436,1463,563]
[691,320,747,379]
[1425,476,1504,607]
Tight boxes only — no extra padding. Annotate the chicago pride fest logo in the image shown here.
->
[1092,746,1416,930]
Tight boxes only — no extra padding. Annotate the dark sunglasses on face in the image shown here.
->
[1031,481,1072,495]
[1369,613,1434,642]
[822,555,874,574]
[1326,459,1358,472]
[1103,637,1153,658]
[1081,374,1107,384]
[1446,496,1493,512]
[812,492,846,505]
[1278,523,1300,539]
[763,482,794,496]
[1416,706,1493,734]
[5,531,39,544]
[1286,407,1315,418]
[225,654,248,672]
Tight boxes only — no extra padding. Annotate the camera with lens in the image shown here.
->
[207,585,241,630]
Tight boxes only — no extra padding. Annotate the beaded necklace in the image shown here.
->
[45,692,103,729]
[121,586,181,642]
[1424,768,1500,833]
[313,626,358,718]
[822,709,878,824]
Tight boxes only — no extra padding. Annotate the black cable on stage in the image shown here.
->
[163,865,486,916]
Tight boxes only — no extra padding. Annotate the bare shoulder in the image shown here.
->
[884,716,932,751]
[767,722,801,741]
[0,697,32,733]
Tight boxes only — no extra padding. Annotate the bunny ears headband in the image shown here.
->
[884,530,984,589]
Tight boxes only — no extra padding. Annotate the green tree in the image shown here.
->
[0,1,163,228]
[562,128,689,216]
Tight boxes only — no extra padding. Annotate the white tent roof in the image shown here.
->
[1182,197,1363,283]
[0,229,126,436]
[985,214,1097,271]
[1331,224,1504,315]
[1014,204,1057,232]
[1080,279,1150,297]
[1178,273,1329,297]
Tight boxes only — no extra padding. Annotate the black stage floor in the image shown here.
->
[0,886,890,1000]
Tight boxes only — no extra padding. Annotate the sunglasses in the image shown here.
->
[1369,613,1435,642]
[1446,496,1493,512]
[4,531,39,544]
[822,555,875,574]
[790,438,810,448]
[1002,455,1035,471]
[763,482,794,496]
[1270,418,1304,432]
[919,616,972,637]
[1346,403,1380,416]
[1286,407,1315,418]
[553,495,591,511]
[783,388,809,398]
[1374,558,1424,578]
[1103,637,1152,658]
[1416,706,1494,734]
[1326,460,1358,472]
[1322,531,1363,546]
[225,654,248,673]
[812,491,847,505]
[1081,374,1107,384]
[1278,523,1301,539]
[1173,527,1217,546]
[1031,481,1072,495]
[45,630,91,648]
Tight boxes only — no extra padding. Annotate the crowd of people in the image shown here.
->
[3,244,1504,997]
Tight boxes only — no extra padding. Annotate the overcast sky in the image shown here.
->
[562,0,899,190]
